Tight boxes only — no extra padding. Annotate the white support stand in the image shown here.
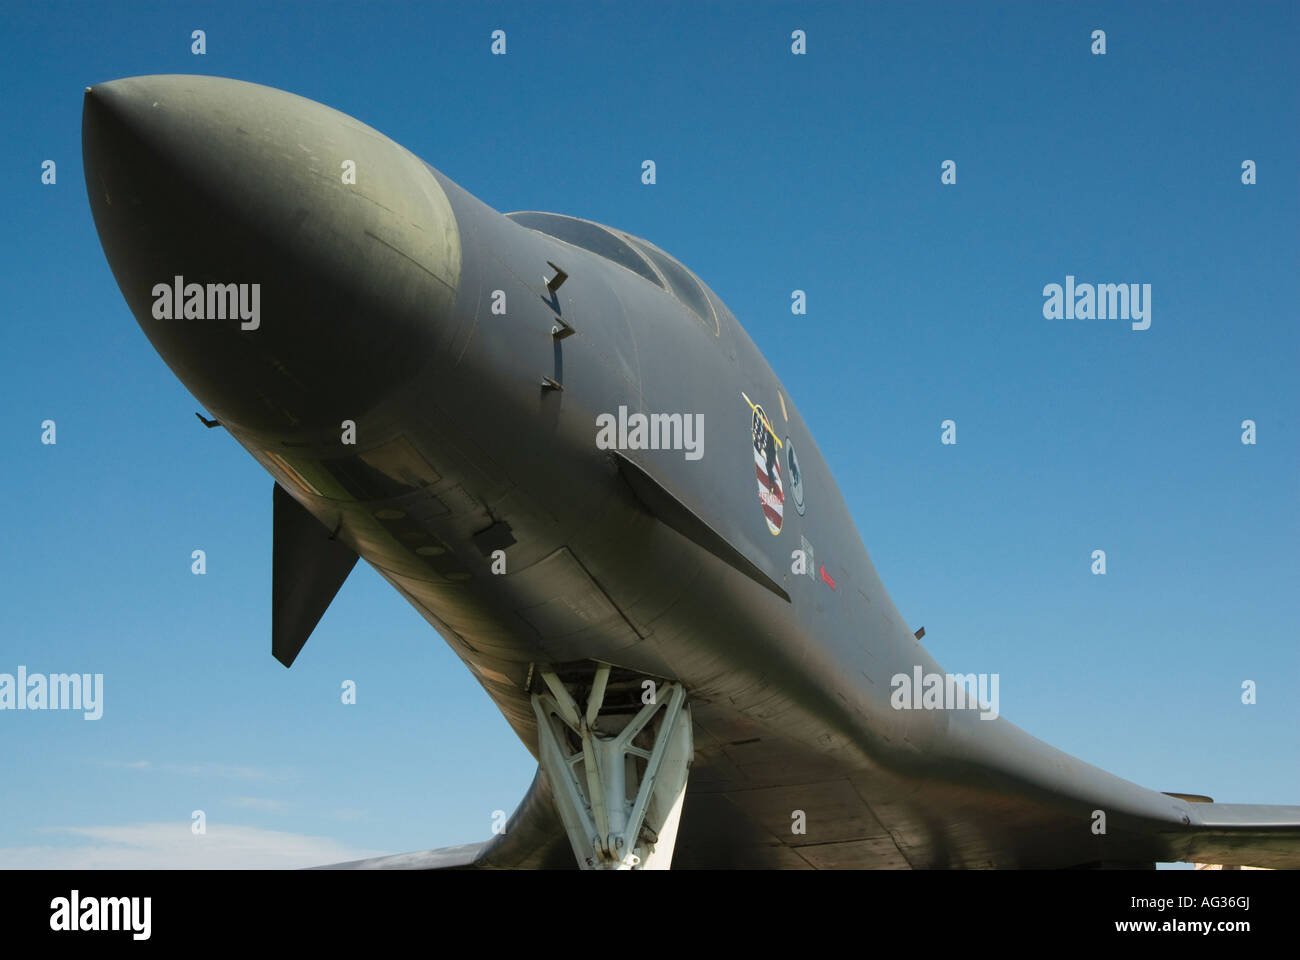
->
[531,665,692,870]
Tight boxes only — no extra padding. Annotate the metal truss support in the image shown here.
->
[531,664,692,869]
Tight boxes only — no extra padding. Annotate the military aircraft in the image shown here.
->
[83,74,1300,869]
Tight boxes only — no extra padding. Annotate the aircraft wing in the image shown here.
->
[1154,803,1300,869]
[320,768,1300,870]
[321,769,572,870]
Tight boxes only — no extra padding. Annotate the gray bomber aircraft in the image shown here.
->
[83,75,1299,870]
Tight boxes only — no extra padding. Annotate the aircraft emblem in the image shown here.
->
[744,393,784,535]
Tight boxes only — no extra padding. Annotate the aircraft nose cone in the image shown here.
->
[83,75,461,435]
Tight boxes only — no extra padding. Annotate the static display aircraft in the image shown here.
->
[83,75,1300,869]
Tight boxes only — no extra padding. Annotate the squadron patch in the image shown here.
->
[743,392,784,535]
[786,438,805,516]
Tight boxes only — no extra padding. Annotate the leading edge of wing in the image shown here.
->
[1159,803,1300,869]
[318,843,487,870]
[313,767,573,870]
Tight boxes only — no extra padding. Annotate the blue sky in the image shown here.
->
[1,1,1295,868]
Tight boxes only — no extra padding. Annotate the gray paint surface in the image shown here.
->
[83,75,1300,869]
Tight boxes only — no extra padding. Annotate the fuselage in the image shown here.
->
[84,74,1203,868]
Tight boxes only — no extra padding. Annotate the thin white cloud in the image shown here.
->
[0,823,382,869]
[93,759,296,782]
[227,796,290,812]
[167,763,295,782]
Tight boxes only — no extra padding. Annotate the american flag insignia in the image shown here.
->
[750,401,784,535]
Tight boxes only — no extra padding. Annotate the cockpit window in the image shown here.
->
[623,235,718,334]
[506,211,663,288]
[507,211,721,336]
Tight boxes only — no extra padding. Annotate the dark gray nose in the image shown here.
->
[83,75,461,437]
